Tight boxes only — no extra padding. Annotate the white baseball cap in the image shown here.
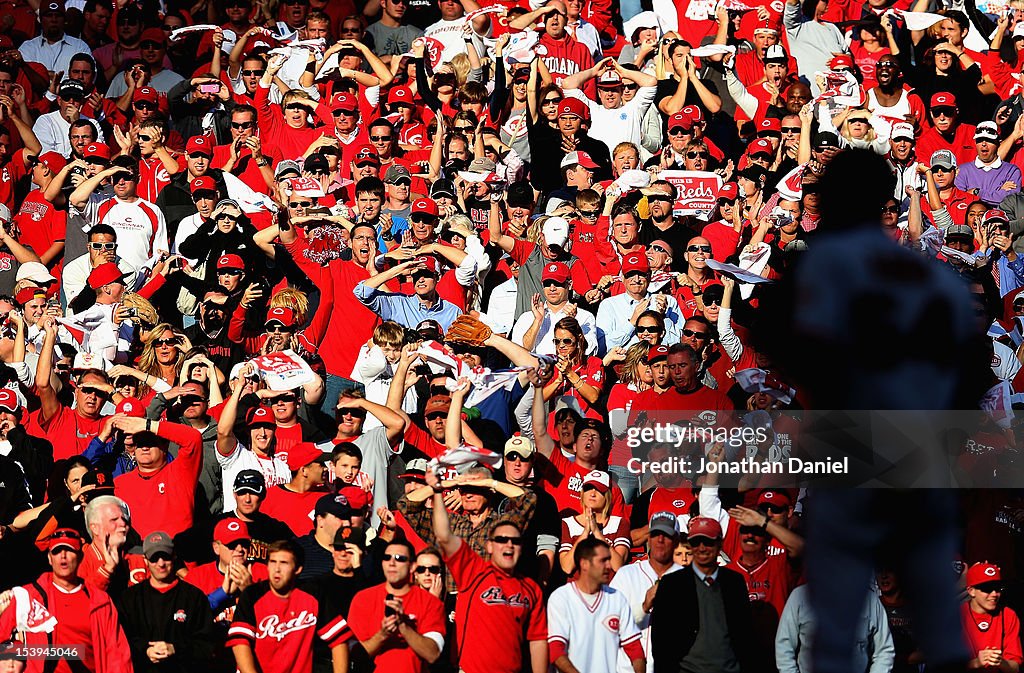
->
[542,216,570,247]
[16,261,56,284]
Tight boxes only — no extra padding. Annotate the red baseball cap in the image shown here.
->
[286,442,327,471]
[668,112,693,131]
[140,27,167,45]
[388,86,414,106]
[717,182,738,201]
[88,262,126,289]
[542,261,570,283]
[330,92,358,111]
[214,518,250,545]
[190,175,217,194]
[414,256,440,275]
[37,151,66,173]
[217,254,245,270]
[133,86,159,104]
[265,306,295,327]
[339,486,370,511]
[47,528,83,554]
[560,151,599,170]
[757,117,781,135]
[115,397,146,418]
[582,469,610,493]
[646,344,669,364]
[83,143,111,160]
[621,252,650,276]
[14,286,45,305]
[687,516,723,540]
[186,135,213,157]
[966,562,1002,587]
[829,54,855,69]
[984,208,1009,224]
[0,388,20,414]
[931,92,957,108]
[557,97,590,121]
[412,197,439,217]
[354,145,379,166]
[756,489,791,507]
[747,138,774,155]
[246,405,274,426]
[682,105,704,123]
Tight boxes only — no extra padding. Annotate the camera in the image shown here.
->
[199,82,221,94]
[124,307,139,318]
[768,206,794,228]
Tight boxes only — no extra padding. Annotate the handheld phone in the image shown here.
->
[199,82,221,94]
[384,593,396,617]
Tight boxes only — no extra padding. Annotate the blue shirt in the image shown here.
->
[353,281,462,329]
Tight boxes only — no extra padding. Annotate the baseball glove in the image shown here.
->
[121,292,159,327]
[445,314,492,347]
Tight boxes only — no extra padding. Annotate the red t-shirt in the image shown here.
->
[260,485,322,536]
[0,149,29,211]
[403,423,446,460]
[727,553,793,619]
[444,542,547,673]
[274,423,305,457]
[113,423,204,537]
[701,220,741,262]
[916,123,978,167]
[14,189,65,264]
[185,560,269,596]
[52,584,96,671]
[960,603,1024,667]
[26,405,107,460]
[137,154,174,203]
[541,447,626,517]
[348,583,446,673]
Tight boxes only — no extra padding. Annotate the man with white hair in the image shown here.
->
[80,492,145,596]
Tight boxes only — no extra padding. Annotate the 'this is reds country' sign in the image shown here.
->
[658,171,723,218]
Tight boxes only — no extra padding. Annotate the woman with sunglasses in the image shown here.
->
[542,317,604,419]
[605,341,653,503]
[701,182,744,262]
[558,469,630,575]
[674,235,720,319]
[180,199,261,284]
[133,323,187,403]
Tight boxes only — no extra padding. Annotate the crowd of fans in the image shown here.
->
[0,0,1019,671]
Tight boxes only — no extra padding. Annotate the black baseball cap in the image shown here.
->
[233,469,266,496]
[813,131,842,149]
[332,525,367,550]
[430,179,455,200]
[315,493,353,519]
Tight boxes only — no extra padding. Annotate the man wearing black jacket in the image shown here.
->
[0,387,53,505]
[651,516,756,673]
[528,96,612,197]
[119,532,217,673]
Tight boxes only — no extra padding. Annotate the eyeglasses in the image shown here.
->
[425,412,447,422]
[554,338,576,346]
[687,245,712,253]
[89,242,117,251]
[686,151,710,159]
[542,279,567,288]
[231,121,256,129]
[650,244,669,254]
[682,328,708,340]
[505,451,531,462]
[382,553,410,562]
[491,535,522,545]
[416,564,442,574]
[289,201,313,208]
[636,325,661,334]
[781,127,801,134]
[370,135,392,142]
[688,536,717,548]
[80,386,111,399]
[155,337,180,347]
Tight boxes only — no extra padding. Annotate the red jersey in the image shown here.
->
[734,51,800,88]
[546,356,605,420]
[79,544,149,591]
[606,382,640,467]
[273,423,304,457]
[137,154,174,202]
[922,187,973,227]
[254,84,328,162]
[402,422,446,460]
[539,33,596,99]
[211,143,281,195]
[25,404,107,460]
[444,541,547,673]
[185,560,269,596]
[113,422,203,537]
[916,123,978,167]
[0,149,29,211]
[348,583,447,673]
[701,220,742,261]
[960,603,1023,668]
[227,582,353,673]
[260,485,322,536]
[727,553,793,619]
[15,189,66,270]
[541,447,626,517]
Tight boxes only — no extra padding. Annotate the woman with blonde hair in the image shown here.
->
[108,323,188,403]
[829,107,890,155]
[558,469,631,574]
[604,341,654,503]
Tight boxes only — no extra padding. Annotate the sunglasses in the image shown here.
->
[553,338,576,346]
[687,245,712,253]
[542,98,563,106]
[686,151,710,159]
[240,69,265,77]
[491,535,522,545]
[337,407,368,418]
[425,412,447,422]
[89,242,117,251]
[781,127,801,134]
[179,395,206,406]
[650,244,669,254]
[750,153,772,162]
[505,451,532,462]
[284,103,308,111]
[155,337,180,347]
[139,134,153,142]
[134,101,157,110]
[231,121,256,129]
[647,195,673,203]
[681,328,708,340]
[266,325,294,334]
[382,553,410,562]
[416,564,442,574]
[217,269,243,276]
[80,386,111,399]
[881,205,899,214]
[623,83,639,91]
[139,41,163,50]
[975,582,1003,593]
[370,135,392,142]
[636,325,661,334]
[668,127,691,136]
[759,504,787,514]
[289,201,313,208]
[688,535,717,548]
[193,190,217,202]
[267,395,297,404]
[579,209,601,219]
[931,167,953,174]
[410,214,438,224]
[542,279,567,288]
[932,107,956,118]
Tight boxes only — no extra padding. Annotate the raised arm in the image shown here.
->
[217,363,253,456]
[528,368,555,457]
[426,468,462,557]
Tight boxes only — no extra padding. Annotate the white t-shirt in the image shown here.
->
[568,86,658,155]
[511,304,598,356]
[608,560,683,673]
[547,583,643,673]
[216,442,291,513]
[93,196,169,270]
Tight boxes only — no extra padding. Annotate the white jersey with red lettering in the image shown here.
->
[95,196,169,270]
[548,582,643,673]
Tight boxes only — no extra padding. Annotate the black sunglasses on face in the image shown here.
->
[155,337,180,347]
[416,564,442,574]
[80,386,111,399]
[491,535,522,545]
[268,395,297,404]
[688,536,717,547]
[383,553,410,562]
[542,279,566,288]
[289,201,313,208]
[217,269,243,276]
[636,325,661,334]
[425,412,447,422]
[241,69,265,77]
[231,121,256,129]
[687,245,712,253]
[650,244,669,254]
[682,328,708,340]
[266,325,294,334]
[668,128,691,136]
[505,451,532,462]
[134,101,156,111]
[370,135,392,142]
[647,195,673,203]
